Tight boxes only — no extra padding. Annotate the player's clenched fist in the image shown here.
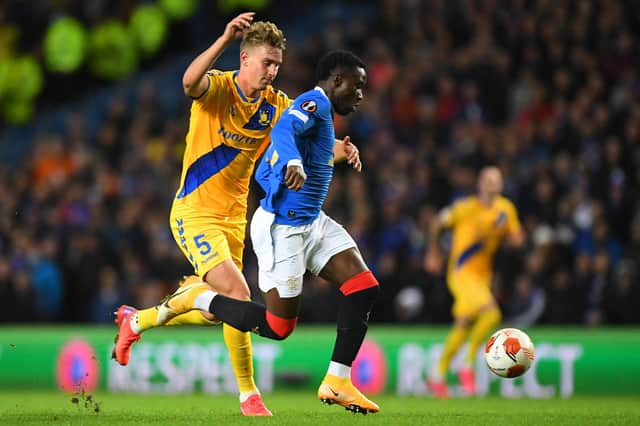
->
[223,12,255,42]
[342,136,362,172]
[285,164,306,191]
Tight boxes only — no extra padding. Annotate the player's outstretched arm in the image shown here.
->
[182,12,255,97]
[334,136,362,172]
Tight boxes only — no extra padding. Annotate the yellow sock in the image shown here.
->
[136,305,216,333]
[165,310,218,326]
[223,323,257,394]
[437,324,470,378]
[137,307,159,332]
[465,307,501,366]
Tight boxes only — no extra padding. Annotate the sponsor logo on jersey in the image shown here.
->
[218,126,261,145]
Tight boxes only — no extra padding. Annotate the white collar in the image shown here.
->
[314,86,328,99]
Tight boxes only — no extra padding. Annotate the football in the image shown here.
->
[484,328,535,378]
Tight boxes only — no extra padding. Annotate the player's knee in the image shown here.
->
[207,281,250,301]
[486,306,502,324]
[341,271,381,310]
[478,303,501,320]
[337,273,381,329]
[265,311,297,340]
[454,316,473,328]
[230,288,251,301]
[339,270,380,297]
[366,280,382,302]
[204,263,251,300]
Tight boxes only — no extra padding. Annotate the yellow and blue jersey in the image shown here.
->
[442,195,521,285]
[173,69,292,218]
[169,69,292,275]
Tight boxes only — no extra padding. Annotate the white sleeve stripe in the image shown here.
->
[288,109,309,123]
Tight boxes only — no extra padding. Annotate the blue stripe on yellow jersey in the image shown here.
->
[455,241,484,270]
[177,144,241,199]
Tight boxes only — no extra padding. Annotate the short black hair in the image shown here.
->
[316,50,366,82]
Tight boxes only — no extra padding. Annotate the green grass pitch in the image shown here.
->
[1,390,638,425]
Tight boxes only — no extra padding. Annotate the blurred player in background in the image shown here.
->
[424,166,524,398]
[145,50,380,415]
[112,12,289,416]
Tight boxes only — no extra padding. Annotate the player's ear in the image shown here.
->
[240,50,249,67]
[333,73,343,88]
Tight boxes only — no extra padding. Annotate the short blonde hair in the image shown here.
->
[240,21,286,51]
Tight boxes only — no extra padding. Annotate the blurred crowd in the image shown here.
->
[1,0,639,325]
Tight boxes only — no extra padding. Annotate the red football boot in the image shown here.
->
[112,305,141,366]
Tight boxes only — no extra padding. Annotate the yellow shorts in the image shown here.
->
[447,275,494,318]
[169,202,246,277]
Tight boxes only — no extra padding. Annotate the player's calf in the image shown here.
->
[196,292,298,340]
[213,296,297,340]
[331,271,380,365]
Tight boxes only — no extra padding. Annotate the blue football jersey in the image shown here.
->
[256,87,335,225]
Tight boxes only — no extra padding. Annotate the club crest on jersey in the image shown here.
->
[243,99,275,130]
[494,211,507,227]
[301,100,317,112]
